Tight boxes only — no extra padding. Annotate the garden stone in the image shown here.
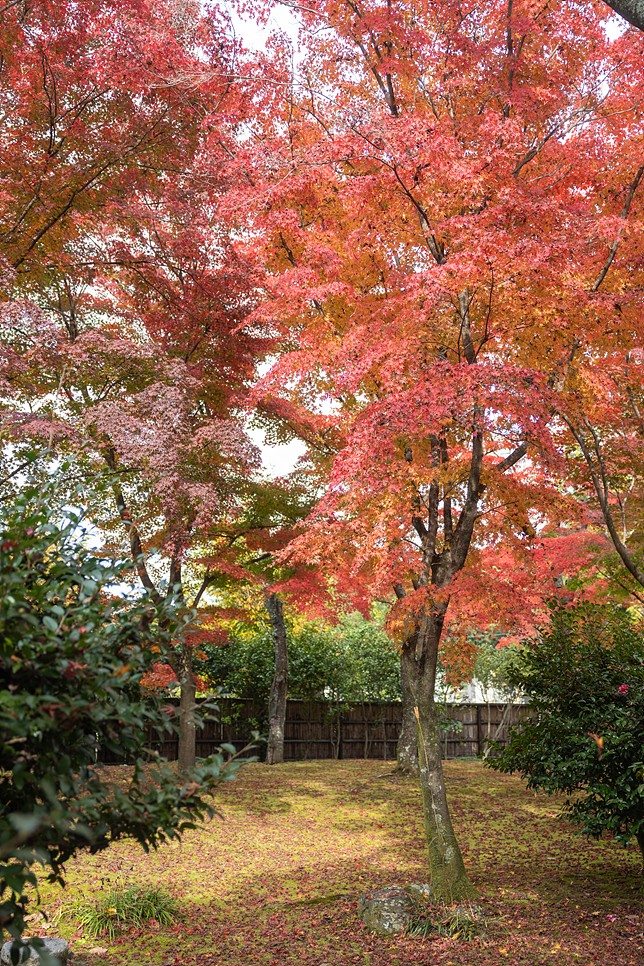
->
[405,882,433,904]
[358,886,417,936]
[0,938,70,966]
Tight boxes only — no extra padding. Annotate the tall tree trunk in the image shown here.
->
[483,698,515,759]
[177,643,197,776]
[407,614,477,902]
[636,829,644,872]
[603,0,644,33]
[265,592,288,765]
[397,645,419,775]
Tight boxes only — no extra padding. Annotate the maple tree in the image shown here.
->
[185,473,371,764]
[0,0,270,772]
[185,480,316,767]
[557,348,644,600]
[243,0,644,899]
[2,0,644,913]
[229,482,320,766]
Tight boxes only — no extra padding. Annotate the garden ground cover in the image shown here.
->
[33,760,643,966]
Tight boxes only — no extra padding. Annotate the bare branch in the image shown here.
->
[494,440,528,472]
[102,443,163,605]
[563,415,644,589]
[591,165,644,292]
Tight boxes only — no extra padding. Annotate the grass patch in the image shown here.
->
[407,902,491,940]
[29,760,644,966]
[73,885,178,939]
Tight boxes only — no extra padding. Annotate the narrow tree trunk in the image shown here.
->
[483,699,514,759]
[177,643,197,776]
[409,615,477,902]
[636,829,644,872]
[397,645,419,775]
[265,592,288,765]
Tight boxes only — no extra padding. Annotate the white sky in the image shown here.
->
[225,0,299,51]
[248,424,306,477]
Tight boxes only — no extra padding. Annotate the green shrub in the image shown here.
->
[74,885,179,939]
[202,608,401,708]
[487,603,644,864]
[0,480,245,949]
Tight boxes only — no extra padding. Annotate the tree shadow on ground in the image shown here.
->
[45,760,644,966]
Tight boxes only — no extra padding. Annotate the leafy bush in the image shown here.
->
[487,604,644,864]
[74,885,178,938]
[201,609,401,709]
[469,631,523,702]
[0,483,245,946]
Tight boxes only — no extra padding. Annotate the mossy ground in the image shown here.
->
[31,760,643,965]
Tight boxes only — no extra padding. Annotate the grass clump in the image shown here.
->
[74,885,179,939]
[407,902,489,940]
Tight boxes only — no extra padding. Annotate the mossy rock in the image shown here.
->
[1,939,70,966]
[358,883,433,936]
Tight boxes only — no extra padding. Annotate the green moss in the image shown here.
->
[29,761,644,966]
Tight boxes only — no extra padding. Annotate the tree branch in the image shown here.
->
[450,413,485,573]
[494,440,528,472]
[192,572,213,609]
[102,443,163,605]
[457,289,476,364]
[591,165,644,292]
[563,415,644,589]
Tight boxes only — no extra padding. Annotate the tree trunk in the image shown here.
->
[636,829,644,872]
[408,614,477,902]
[177,643,197,776]
[397,645,419,775]
[265,592,288,765]
[604,0,644,34]
[483,699,515,759]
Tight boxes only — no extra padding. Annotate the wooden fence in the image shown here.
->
[99,699,529,764]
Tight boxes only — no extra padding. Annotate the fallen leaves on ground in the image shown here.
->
[33,760,643,965]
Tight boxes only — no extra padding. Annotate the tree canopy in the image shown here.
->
[2,0,644,915]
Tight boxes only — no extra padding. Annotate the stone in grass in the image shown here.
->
[405,883,433,904]
[358,883,433,936]
[0,938,70,966]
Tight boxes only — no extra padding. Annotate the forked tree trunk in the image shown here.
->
[177,643,197,776]
[407,613,477,902]
[483,699,515,759]
[397,646,419,775]
[266,592,288,765]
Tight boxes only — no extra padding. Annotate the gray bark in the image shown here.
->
[266,593,288,765]
[409,613,477,902]
[604,0,644,31]
[397,646,419,775]
[177,644,197,776]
